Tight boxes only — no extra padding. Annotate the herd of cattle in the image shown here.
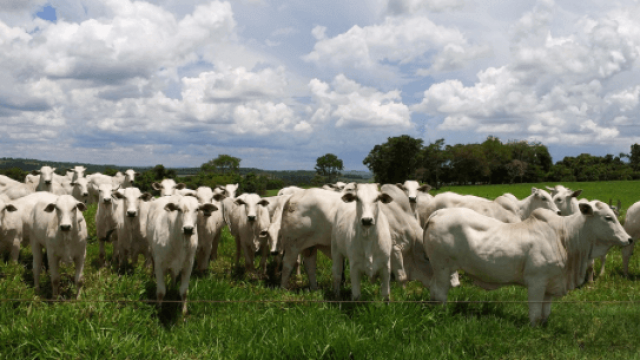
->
[0,166,638,326]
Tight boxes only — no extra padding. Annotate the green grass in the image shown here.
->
[2,181,640,359]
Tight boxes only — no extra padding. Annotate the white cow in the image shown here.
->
[147,195,216,314]
[152,179,187,197]
[0,175,19,189]
[60,177,90,204]
[422,192,521,224]
[494,188,561,220]
[0,199,18,261]
[112,187,153,269]
[87,173,119,204]
[228,193,271,272]
[118,169,138,189]
[424,202,632,326]
[30,195,88,299]
[95,183,120,266]
[194,186,226,272]
[322,182,347,192]
[621,201,640,276]
[2,192,59,254]
[331,184,394,300]
[277,186,304,196]
[394,181,433,223]
[550,186,583,216]
[66,166,87,184]
[2,166,66,200]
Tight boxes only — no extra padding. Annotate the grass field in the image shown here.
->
[2,181,640,359]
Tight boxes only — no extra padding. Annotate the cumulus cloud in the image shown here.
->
[308,74,411,129]
[412,0,640,148]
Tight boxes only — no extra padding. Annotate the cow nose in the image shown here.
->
[104,198,112,203]
[248,215,256,222]
[270,250,279,256]
[127,210,137,217]
[629,238,634,244]
[45,180,52,185]
[557,211,562,215]
[409,197,417,203]
[361,217,373,226]
[183,226,194,234]
[60,224,71,231]
[83,193,88,197]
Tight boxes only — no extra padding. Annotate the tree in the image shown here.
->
[314,153,344,183]
[418,138,448,189]
[202,154,241,174]
[363,135,423,184]
[629,144,640,171]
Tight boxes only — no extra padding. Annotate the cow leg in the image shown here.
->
[99,239,106,266]
[541,294,553,324]
[429,267,451,303]
[332,251,345,297]
[280,248,299,288]
[380,265,391,302]
[390,244,407,284]
[259,243,269,274]
[234,235,242,266]
[622,243,635,277]
[179,265,193,315]
[527,285,546,326]
[154,265,166,310]
[302,247,319,291]
[243,243,255,272]
[598,254,606,277]
[586,259,595,283]
[73,255,85,299]
[296,254,302,277]
[10,237,20,262]
[350,266,362,301]
[211,231,222,261]
[48,252,61,299]
[32,243,44,294]
[450,271,461,288]
[196,239,212,273]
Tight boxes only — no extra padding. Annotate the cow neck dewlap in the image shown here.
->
[560,214,592,291]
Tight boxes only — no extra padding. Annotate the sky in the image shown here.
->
[1,0,640,170]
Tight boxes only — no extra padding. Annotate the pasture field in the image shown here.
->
[2,181,640,359]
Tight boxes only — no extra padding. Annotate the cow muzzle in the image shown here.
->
[60,224,71,231]
[361,217,373,226]
[45,180,52,185]
[247,215,256,222]
[183,226,194,235]
[409,197,417,203]
[629,238,634,245]
[127,210,137,217]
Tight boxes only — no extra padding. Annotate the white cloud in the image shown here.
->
[308,74,411,128]
[384,0,465,15]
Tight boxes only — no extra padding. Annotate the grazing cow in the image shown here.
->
[0,199,19,261]
[228,193,271,272]
[147,195,216,314]
[30,195,88,299]
[194,186,226,272]
[95,183,120,266]
[331,184,394,300]
[112,187,153,269]
[494,188,561,220]
[424,202,632,326]
[152,179,187,197]
[277,186,304,196]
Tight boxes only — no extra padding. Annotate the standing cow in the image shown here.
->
[194,186,226,272]
[112,187,153,269]
[228,193,271,273]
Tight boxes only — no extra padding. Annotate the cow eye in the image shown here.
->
[555,198,561,202]
[605,216,613,221]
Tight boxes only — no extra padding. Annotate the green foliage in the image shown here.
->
[202,154,241,175]
[0,167,27,181]
[103,167,120,176]
[363,135,423,184]
[315,153,344,183]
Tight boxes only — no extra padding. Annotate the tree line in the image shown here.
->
[363,135,640,188]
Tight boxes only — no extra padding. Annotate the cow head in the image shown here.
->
[44,195,87,232]
[36,166,56,187]
[98,183,117,204]
[234,194,269,223]
[396,180,431,203]
[152,179,187,197]
[164,195,215,235]
[223,183,239,199]
[71,178,90,203]
[112,187,153,218]
[341,183,393,228]
[580,201,633,257]
[531,187,561,215]
[67,166,87,183]
[552,187,583,216]
[195,186,226,217]
[124,169,137,186]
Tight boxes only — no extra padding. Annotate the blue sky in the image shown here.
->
[1,0,639,170]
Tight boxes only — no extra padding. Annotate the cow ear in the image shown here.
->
[152,182,162,190]
[258,199,270,207]
[395,183,405,190]
[76,202,87,212]
[139,192,153,201]
[112,190,124,199]
[212,193,226,202]
[579,203,594,216]
[31,170,41,175]
[5,204,17,212]
[545,186,555,192]
[418,184,432,192]
[572,190,583,198]
[341,193,356,203]
[52,167,57,172]
[164,203,179,212]
[44,203,56,212]
[67,168,75,172]
[234,198,246,206]
[175,183,187,190]
[378,193,393,204]
[200,203,218,212]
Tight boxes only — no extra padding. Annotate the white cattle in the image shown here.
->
[112,187,153,269]
[494,188,561,220]
[66,166,87,184]
[194,186,226,272]
[217,183,239,199]
[2,166,66,200]
[331,184,394,300]
[277,186,304,196]
[0,199,18,261]
[60,177,90,204]
[0,175,19,189]
[2,192,59,258]
[228,193,271,272]
[119,169,138,188]
[87,173,119,204]
[30,195,88,299]
[147,195,216,314]
[550,187,583,216]
[546,185,572,197]
[621,201,640,276]
[422,192,521,225]
[424,202,632,326]
[322,182,347,192]
[394,181,433,222]
[95,183,120,266]
[152,179,187,197]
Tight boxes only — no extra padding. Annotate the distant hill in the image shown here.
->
[0,157,373,182]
